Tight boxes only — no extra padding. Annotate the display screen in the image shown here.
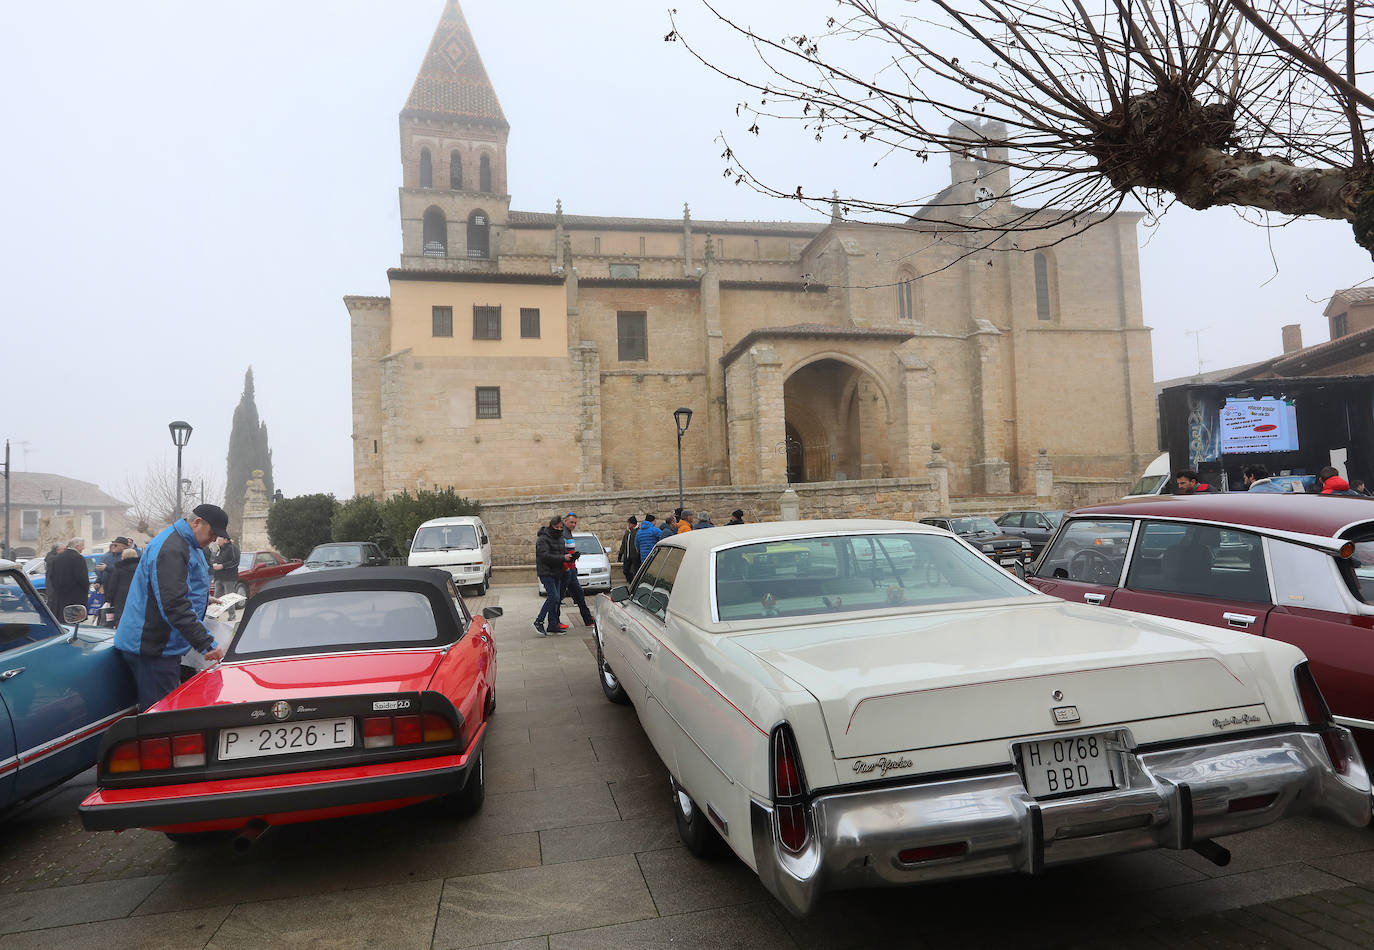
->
[1219,397,1299,454]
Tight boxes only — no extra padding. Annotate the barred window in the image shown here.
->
[1333,312,1349,338]
[475,387,501,419]
[432,306,453,337]
[609,263,640,279]
[473,306,501,340]
[520,308,541,338]
[20,510,38,541]
[617,311,648,361]
[1034,253,1052,321]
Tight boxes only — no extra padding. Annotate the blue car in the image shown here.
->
[20,553,106,613]
[0,561,136,810]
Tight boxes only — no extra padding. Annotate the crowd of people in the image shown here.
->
[533,506,746,636]
[1174,465,1374,495]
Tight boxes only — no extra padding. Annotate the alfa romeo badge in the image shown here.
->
[271,701,292,721]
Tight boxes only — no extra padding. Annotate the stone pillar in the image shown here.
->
[553,199,564,261]
[750,345,787,484]
[895,351,933,479]
[572,342,603,491]
[700,236,728,484]
[1033,448,1053,504]
[563,236,579,344]
[240,470,272,551]
[346,295,391,499]
[927,444,950,514]
[725,359,757,485]
[682,203,694,276]
[779,487,801,521]
[970,319,1011,493]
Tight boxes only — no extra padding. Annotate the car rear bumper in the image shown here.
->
[749,728,1371,917]
[78,733,484,832]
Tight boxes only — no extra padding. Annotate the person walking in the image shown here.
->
[113,505,227,711]
[726,509,745,526]
[48,537,90,617]
[635,514,662,561]
[104,546,140,627]
[560,512,595,626]
[211,533,241,597]
[534,516,570,636]
[617,516,641,584]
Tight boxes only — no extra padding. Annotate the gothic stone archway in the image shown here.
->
[783,358,892,482]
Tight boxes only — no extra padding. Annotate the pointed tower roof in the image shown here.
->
[402,1,508,128]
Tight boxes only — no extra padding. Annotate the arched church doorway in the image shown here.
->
[783,358,891,482]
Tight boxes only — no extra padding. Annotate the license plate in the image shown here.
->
[1016,732,1118,798]
[218,717,355,761]
[1000,557,1020,566]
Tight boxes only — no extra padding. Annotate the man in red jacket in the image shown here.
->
[1174,470,1217,494]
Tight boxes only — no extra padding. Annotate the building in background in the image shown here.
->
[348,1,1156,503]
[1,472,130,560]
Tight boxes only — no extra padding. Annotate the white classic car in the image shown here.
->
[591,520,1372,917]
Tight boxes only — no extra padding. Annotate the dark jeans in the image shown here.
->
[214,574,240,598]
[119,649,183,711]
[622,557,640,585]
[535,575,562,628]
[561,570,594,623]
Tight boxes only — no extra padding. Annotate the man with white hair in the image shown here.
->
[47,537,90,617]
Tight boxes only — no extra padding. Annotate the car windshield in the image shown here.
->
[714,532,1029,621]
[950,518,1000,535]
[413,525,478,551]
[1045,511,1066,526]
[232,589,443,657]
[573,536,604,556]
[238,553,254,572]
[307,544,364,565]
[0,572,63,650]
[1128,473,1170,496]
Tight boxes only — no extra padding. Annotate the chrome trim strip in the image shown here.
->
[222,646,447,666]
[17,706,135,769]
[0,754,18,776]
[1333,715,1374,731]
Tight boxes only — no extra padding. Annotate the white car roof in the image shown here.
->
[418,516,483,526]
[657,519,947,550]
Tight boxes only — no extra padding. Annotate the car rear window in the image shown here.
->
[413,524,478,551]
[232,589,441,656]
[714,533,1027,621]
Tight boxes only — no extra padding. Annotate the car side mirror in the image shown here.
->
[610,585,631,603]
[62,604,88,626]
[481,606,503,619]
[1012,562,1027,580]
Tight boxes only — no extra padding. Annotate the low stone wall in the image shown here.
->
[1051,477,1135,509]
[477,476,941,565]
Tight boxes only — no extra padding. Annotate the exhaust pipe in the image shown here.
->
[1191,838,1231,867]
[232,818,270,854]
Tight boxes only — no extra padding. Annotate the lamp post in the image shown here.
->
[168,421,193,520]
[673,407,693,513]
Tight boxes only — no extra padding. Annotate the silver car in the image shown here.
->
[538,532,612,595]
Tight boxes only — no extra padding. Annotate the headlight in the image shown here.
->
[981,544,996,553]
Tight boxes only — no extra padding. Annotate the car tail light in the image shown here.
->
[423,714,454,743]
[171,733,206,768]
[363,717,395,748]
[139,737,171,771]
[771,724,810,854]
[108,740,141,773]
[1295,663,1349,775]
[394,715,423,746]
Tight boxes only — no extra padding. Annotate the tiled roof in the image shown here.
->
[507,210,825,237]
[1273,322,1374,374]
[1324,286,1374,315]
[721,324,916,367]
[402,1,507,127]
[4,472,127,509]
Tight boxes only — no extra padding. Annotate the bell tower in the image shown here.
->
[398,1,511,269]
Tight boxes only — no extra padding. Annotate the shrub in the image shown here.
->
[266,493,339,560]
[332,496,391,555]
[379,489,480,556]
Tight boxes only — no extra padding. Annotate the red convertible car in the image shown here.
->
[79,567,500,845]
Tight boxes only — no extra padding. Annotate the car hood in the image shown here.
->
[156,650,444,710]
[734,600,1271,758]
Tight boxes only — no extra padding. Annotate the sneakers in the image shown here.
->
[532,620,547,636]
[555,623,570,636]
[581,615,595,627]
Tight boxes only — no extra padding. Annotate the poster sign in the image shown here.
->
[1219,397,1299,454]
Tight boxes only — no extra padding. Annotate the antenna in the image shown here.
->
[12,442,31,470]
[1184,328,1210,377]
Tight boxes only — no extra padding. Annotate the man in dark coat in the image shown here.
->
[211,535,241,596]
[533,516,570,636]
[726,509,745,526]
[104,547,140,626]
[617,516,641,584]
[47,537,91,617]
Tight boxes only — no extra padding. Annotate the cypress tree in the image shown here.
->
[223,367,275,540]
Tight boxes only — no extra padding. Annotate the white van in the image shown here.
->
[1123,451,1171,498]
[407,516,492,594]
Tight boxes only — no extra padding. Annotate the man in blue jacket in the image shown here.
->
[635,514,662,561]
[114,504,227,710]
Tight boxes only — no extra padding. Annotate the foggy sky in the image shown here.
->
[3,0,1370,505]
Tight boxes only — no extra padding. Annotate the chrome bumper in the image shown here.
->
[750,728,1371,917]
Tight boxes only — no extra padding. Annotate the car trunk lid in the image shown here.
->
[735,601,1266,759]
[157,650,444,710]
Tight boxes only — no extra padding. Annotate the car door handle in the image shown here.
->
[0,668,23,681]
[1083,593,1105,605]
[618,623,628,632]
[1223,612,1257,628]
[643,647,654,660]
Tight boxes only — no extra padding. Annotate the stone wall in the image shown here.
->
[1051,477,1136,510]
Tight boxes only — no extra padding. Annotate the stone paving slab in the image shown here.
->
[0,906,230,950]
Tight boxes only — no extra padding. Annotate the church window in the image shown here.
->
[896,270,916,320]
[1333,312,1349,338]
[423,207,447,257]
[609,263,639,279]
[20,510,38,541]
[467,210,489,259]
[475,387,501,419]
[450,152,463,190]
[420,149,433,189]
[479,154,492,193]
[432,306,453,337]
[617,311,648,361]
[1034,253,1052,321]
[594,236,601,255]
[520,308,541,338]
[473,306,501,339]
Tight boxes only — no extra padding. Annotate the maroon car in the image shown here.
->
[1027,493,1374,760]
[237,550,304,597]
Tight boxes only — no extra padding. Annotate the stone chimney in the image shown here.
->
[1281,324,1303,354]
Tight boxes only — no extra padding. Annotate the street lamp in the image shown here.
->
[168,421,193,520]
[673,407,693,513]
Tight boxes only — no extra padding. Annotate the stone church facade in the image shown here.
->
[348,1,1157,506]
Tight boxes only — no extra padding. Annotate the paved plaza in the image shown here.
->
[1,582,1373,948]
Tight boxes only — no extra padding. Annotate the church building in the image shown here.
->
[348,1,1157,503]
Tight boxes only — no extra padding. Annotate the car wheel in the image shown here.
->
[595,626,630,705]
[164,831,217,845]
[443,748,485,817]
[473,577,487,596]
[670,774,723,858]
[485,688,496,718]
